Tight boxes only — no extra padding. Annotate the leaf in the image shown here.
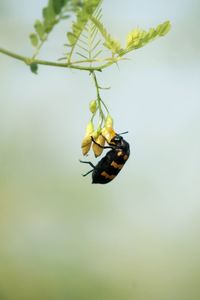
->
[91,39,101,52]
[29,33,39,47]
[30,63,38,74]
[91,16,121,54]
[34,20,45,40]
[123,20,171,55]
[29,0,72,48]
[43,1,56,25]
[156,21,171,36]
[52,0,68,14]
[67,0,102,62]
[93,49,102,59]
[76,52,88,59]
[61,14,70,19]
[126,28,146,48]
[67,32,77,45]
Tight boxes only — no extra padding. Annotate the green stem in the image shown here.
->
[92,71,104,123]
[100,98,109,114]
[91,71,110,125]
[0,47,124,72]
[32,39,46,60]
[0,48,27,62]
[0,47,99,71]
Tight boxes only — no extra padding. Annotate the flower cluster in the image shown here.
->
[81,72,117,158]
[81,113,116,157]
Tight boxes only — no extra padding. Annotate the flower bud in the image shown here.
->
[81,136,92,155]
[92,134,106,157]
[92,130,99,140]
[81,121,94,155]
[101,126,116,143]
[89,100,97,114]
[85,121,94,135]
[105,114,113,128]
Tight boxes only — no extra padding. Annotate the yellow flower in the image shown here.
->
[101,126,116,143]
[105,114,113,128]
[92,134,106,157]
[81,121,94,156]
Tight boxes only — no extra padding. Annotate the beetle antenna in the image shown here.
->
[117,131,128,136]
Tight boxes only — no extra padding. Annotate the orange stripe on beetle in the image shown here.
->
[123,154,128,160]
[111,161,123,169]
[100,171,116,180]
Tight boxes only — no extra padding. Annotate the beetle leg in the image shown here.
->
[79,160,95,168]
[82,169,94,177]
[79,160,95,177]
[91,136,114,149]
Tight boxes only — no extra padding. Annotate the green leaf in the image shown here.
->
[67,32,77,45]
[30,63,38,74]
[67,0,102,62]
[61,14,70,19]
[29,33,38,47]
[43,1,56,25]
[91,16,121,54]
[123,20,171,55]
[156,21,171,36]
[52,0,68,14]
[52,0,63,14]
[29,0,84,49]
[34,20,45,40]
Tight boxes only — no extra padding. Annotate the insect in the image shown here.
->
[80,133,130,184]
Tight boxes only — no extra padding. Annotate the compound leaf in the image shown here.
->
[30,0,71,47]
[122,20,171,55]
[67,0,102,62]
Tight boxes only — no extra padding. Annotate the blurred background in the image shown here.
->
[0,0,200,299]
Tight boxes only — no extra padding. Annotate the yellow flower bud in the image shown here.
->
[92,134,106,157]
[85,121,94,135]
[105,114,113,128]
[101,126,116,143]
[81,121,94,156]
[89,100,97,114]
[92,130,99,139]
[81,136,92,155]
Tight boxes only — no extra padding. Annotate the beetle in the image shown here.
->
[80,133,130,184]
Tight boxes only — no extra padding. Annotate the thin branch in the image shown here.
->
[0,47,125,72]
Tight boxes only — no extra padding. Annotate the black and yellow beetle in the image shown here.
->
[80,133,130,184]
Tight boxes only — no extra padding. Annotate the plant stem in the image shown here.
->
[0,47,123,72]
[91,71,109,125]
[32,39,46,60]
[0,47,100,71]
